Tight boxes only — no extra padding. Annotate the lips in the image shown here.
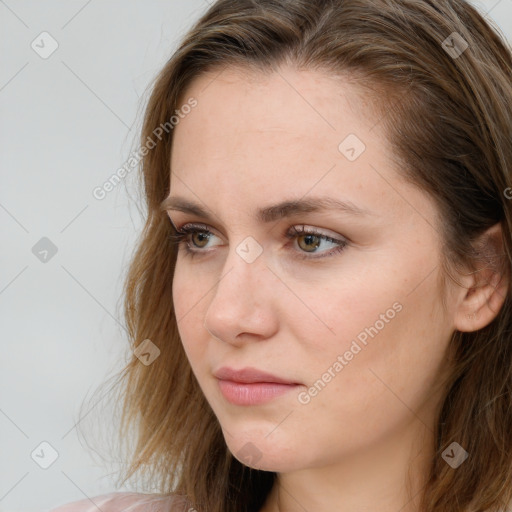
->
[214,366,302,406]
[213,366,299,385]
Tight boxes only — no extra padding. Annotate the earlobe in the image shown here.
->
[453,223,509,333]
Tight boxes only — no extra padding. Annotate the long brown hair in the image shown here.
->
[81,1,512,510]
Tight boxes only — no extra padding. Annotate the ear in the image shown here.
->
[453,222,509,333]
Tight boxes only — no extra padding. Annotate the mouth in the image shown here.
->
[213,366,302,406]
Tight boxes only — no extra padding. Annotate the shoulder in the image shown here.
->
[49,491,181,512]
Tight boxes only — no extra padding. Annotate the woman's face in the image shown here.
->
[167,65,456,472]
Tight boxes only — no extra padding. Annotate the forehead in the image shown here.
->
[168,65,412,223]
[172,65,373,153]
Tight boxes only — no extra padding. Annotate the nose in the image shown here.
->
[203,244,279,346]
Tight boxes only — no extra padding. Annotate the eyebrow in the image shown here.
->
[159,195,376,223]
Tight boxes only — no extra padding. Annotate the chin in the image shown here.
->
[223,430,306,472]
[233,449,300,472]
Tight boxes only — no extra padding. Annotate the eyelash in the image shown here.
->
[168,223,348,260]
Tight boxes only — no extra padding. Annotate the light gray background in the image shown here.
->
[1,1,511,511]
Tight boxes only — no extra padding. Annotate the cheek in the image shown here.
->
[172,265,192,322]
[289,256,448,393]
[279,269,399,358]
[172,265,208,363]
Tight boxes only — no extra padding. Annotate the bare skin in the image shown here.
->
[165,64,507,512]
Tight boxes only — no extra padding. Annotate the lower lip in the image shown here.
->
[217,379,300,405]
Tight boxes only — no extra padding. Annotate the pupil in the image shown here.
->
[195,233,208,246]
[302,234,320,252]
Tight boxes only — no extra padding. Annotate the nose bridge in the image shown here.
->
[203,234,276,342]
[215,234,267,305]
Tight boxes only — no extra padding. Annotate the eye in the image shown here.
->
[168,223,219,258]
[286,225,347,260]
[168,222,348,260]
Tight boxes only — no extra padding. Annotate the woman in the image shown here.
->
[50,0,512,511]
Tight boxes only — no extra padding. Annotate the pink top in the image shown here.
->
[49,491,179,512]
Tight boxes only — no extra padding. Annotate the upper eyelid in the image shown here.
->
[171,220,345,241]
[166,211,344,237]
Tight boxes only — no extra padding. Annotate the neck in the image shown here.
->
[259,418,434,512]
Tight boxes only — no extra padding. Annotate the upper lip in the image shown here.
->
[214,366,299,385]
